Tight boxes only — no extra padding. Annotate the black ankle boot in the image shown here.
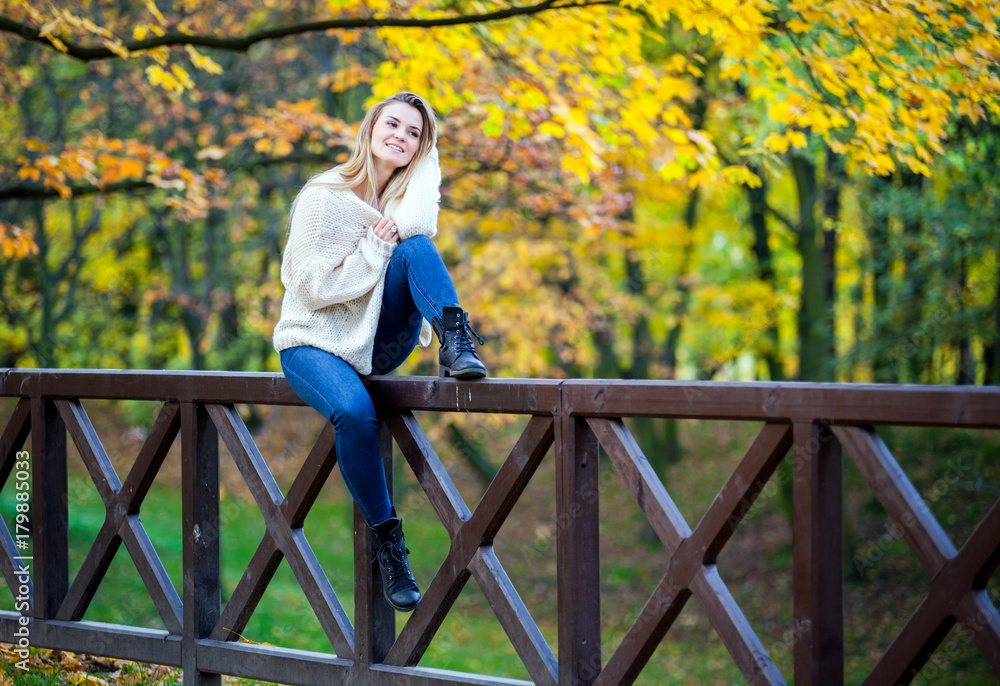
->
[368,516,421,612]
[432,305,486,379]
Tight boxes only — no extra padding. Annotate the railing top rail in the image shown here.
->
[562,379,1000,428]
[2,368,999,427]
[0,368,563,415]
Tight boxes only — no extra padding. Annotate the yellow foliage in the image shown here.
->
[145,0,167,25]
[146,64,187,93]
[721,165,763,188]
[185,45,224,75]
[326,64,374,93]
[537,121,565,138]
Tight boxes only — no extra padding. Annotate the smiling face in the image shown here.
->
[370,101,424,172]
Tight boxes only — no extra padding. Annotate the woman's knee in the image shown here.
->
[395,233,435,259]
[331,391,378,432]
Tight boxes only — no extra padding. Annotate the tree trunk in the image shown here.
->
[869,175,897,382]
[746,162,783,381]
[790,153,831,381]
[987,243,1000,385]
[899,169,928,383]
[957,243,975,384]
[35,202,56,367]
[823,151,845,370]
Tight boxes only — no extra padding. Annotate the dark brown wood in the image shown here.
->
[367,376,563,415]
[589,419,788,685]
[212,421,338,641]
[832,426,955,574]
[469,547,557,686]
[792,422,843,686]
[117,403,184,631]
[55,522,121,622]
[56,399,122,502]
[282,422,339,528]
[691,568,785,685]
[0,369,562,414]
[210,536,283,642]
[1,369,303,404]
[386,411,472,534]
[556,415,601,686]
[961,590,1000,678]
[0,511,31,608]
[384,414,557,684]
[587,418,690,550]
[366,665,534,686]
[563,379,1000,427]
[2,370,999,685]
[383,548,472,668]
[196,638,353,686]
[121,402,183,514]
[3,370,1000,426]
[696,423,793,563]
[355,419,396,664]
[198,636,534,686]
[833,426,1000,684]
[468,416,555,545]
[53,399,126,620]
[31,396,68,620]
[0,397,30,484]
[182,401,221,686]
[0,398,32,601]
[53,400,182,632]
[384,416,553,671]
[206,403,354,657]
[0,612,182,665]
[585,415,692,686]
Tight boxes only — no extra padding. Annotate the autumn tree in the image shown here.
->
[1,0,998,386]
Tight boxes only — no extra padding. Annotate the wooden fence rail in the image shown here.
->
[1,369,999,685]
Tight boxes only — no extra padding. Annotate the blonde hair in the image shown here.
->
[286,92,438,231]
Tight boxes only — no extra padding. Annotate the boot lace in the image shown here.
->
[455,315,485,353]
[376,541,413,580]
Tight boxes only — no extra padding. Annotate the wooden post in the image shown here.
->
[793,422,843,685]
[31,397,67,620]
[354,419,395,664]
[557,413,601,685]
[182,402,221,686]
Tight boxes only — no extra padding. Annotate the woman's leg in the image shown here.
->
[279,345,392,526]
[372,235,484,377]
[383,234,460,326]
[280,344,421,611]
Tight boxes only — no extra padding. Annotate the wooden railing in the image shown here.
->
[1,368,999,685]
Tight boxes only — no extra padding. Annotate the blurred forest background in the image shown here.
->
[1,0,1000,684]
[1,0,998,388]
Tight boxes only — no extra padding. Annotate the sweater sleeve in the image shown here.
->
[393,146,441,241]
[281,186,396,311]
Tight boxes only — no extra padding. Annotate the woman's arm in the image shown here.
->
[393,146,441,241]
[281,186,395,311]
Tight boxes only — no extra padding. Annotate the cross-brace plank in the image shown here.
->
[382,412,558,686]
[209,419,337,642]
[0,398,32,602]
[53,400,182,633]
[206,404,353,657]
[832,426,1000,684]
[589,418,791,686]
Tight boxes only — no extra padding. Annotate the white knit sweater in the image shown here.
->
[272,148,441,374]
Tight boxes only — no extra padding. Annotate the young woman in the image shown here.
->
[273,92,486,612]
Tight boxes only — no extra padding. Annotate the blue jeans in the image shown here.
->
[279,235,459,525]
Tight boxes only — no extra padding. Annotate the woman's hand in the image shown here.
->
[372,217,399,244]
